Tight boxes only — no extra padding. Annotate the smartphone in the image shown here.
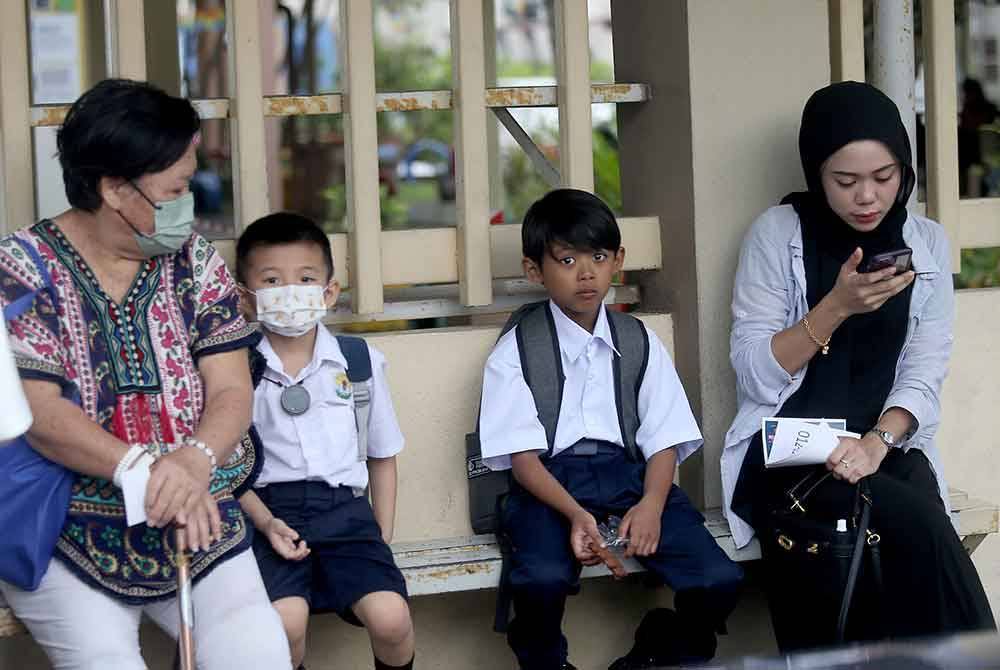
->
[861,247,913,274]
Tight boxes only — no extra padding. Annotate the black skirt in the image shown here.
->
[733,434,996,652]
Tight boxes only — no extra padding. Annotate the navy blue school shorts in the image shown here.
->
[251,480,408,626]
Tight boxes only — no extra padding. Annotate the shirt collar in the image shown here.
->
[902,216,941,277]
[256,325,347,382]
[548,300,619,362]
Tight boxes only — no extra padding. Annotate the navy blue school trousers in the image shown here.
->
[501,444,743,670]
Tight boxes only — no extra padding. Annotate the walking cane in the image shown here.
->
[175,525,196,670]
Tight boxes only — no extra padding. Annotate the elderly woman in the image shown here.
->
[723,82,995,651]
[0,79,290,669]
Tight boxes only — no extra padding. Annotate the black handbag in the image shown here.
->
[766,470,883,645]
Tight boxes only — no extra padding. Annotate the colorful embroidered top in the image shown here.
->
[0,221,261,603]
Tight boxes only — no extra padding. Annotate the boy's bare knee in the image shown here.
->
[356,592,413,645]
[274,596,310,647]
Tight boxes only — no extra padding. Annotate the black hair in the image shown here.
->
[235,212,334,284]
[521,188,621,266]
[57,78,200,212]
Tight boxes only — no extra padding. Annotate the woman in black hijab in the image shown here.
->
[724,81,995,651]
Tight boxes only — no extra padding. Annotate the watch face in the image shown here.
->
[879,430,896,446]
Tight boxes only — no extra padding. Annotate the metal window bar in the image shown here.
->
[340,0,384,315]
[829,0,865,82]
[28,84,652,127]
[923,0,962,269]
[450,0,493,307]
[0,1,33,236]
[554,0,594,191]
[104,0,146,80]
[226,0,270,231]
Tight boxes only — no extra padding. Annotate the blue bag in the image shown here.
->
[0,238,75,590]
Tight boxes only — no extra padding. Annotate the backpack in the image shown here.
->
[465,301,650,535]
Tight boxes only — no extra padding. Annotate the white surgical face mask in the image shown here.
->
[254,284,328,337]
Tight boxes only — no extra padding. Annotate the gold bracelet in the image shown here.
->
[802,316,830,355]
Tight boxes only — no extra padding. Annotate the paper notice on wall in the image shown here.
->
[30,12,82,105]
[761,417,860,468]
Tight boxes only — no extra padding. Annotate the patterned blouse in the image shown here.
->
[0,220,261,603]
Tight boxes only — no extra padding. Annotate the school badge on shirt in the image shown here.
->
[335,371,353,400]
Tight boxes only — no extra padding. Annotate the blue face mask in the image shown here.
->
[119,183,195,257]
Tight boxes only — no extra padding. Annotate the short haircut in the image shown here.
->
[57,79,200,212]
[521,188,621,266]
[235,212,334,284]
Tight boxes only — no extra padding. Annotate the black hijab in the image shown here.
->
[779,81,915,434]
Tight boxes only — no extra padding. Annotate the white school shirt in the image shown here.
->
[254,325,405,490]
[479,301,703,471]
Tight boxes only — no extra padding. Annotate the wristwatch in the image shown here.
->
[869,428,899,450]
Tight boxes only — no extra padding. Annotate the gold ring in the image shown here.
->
[839,458,851,468]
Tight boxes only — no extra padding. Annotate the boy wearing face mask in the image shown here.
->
[234,213,414,670]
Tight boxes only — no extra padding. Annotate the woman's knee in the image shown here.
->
[36,626,145,670]
[198,599,291,669]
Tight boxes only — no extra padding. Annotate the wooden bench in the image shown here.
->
[1,488,995,638]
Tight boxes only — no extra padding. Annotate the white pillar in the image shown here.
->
[872,0,917,206]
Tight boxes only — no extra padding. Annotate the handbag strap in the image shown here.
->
[836,477,880,642]
[784,469,833,513]
[3,236,57,323]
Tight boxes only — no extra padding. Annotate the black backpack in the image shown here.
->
[465,301,650,534]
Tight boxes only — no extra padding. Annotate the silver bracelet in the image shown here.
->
[183,438,218,478]
[113,444,148,488]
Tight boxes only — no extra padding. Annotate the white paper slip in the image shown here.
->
[761,417,848,459]
[121,461,151,527]
[764,418,859,469]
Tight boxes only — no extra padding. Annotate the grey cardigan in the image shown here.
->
[722,204,954,548]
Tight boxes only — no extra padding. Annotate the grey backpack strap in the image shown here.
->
[606,309,649,462]
[335,335,373,461]
[512,303,564,457]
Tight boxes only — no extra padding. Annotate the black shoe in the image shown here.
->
[608,651,663,670]
[609,650,711,670]
[609,608,716,670]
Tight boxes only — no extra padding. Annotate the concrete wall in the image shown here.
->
[939,289,1000,617]
[613,0,831,508]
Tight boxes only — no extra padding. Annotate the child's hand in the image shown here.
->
[619,497,662,558]
[569,510,604,566]
[266,517,310,561]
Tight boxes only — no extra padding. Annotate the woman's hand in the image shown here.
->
[825,248,915,318]
[176,490,223,553]
[145,445,213,529]
[826,434,889,484]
